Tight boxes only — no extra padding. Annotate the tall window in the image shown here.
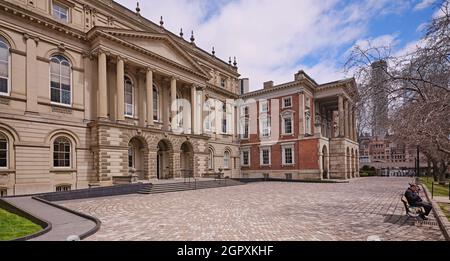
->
[208,149,214,170]
[260,147,271,166]
[260,100,268,113]
[241,149,250,166]
[305,110,311,135]
[221,103,227,134]
[128,144,135,168]
[153,85,159,121]
[241,106,249,139]
[282,145,294,165]
[260,116,270,137]
[0,37,9,95]
[50,55,71,105]
[0,133,7,168]
[224,151,230,169]
[125,76,134,117]
[283,115,293,135]
[52,2,69,22]
[53,137,71,168]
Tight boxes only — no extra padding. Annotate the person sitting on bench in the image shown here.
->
[404,184,432,220]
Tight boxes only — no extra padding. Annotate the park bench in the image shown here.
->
[401,196,425,219]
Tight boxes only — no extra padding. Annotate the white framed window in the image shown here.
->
[260,147,271,166]
[56,185,71,192]
[0,133,7,168]
[153,85,160,122]
[260,100,268,113]
[50,55,72,106]
[282,144,295,165]
[204,100,214,132]
[52,2,69,23]
[282,96,292,109]
[224,151,230,169]
[240,117,249,139]
[260,116,271,138]
[124,76,134,117]
[208,148,214,170]
[241,149,250,166]
[282,113,293,135]
[0,37,10,96]
[53,137,71,168]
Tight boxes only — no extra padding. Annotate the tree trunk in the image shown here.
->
[438,160,447,184]
[432,160,439,182]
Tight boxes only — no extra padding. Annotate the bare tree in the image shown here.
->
[345,0,450,181]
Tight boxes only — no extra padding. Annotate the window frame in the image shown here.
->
[241,148,251,167]
[0,37,11,97]
[49,55,72,107]
[56,184,71,192]
[282,113,293,135]
[124,75,134,118]
[260,147,271,166]
[282,144,295,166]
[259,115,271,138]
[52,1,70,23]
[153,84,160,122]
[0,133,8,169]
[260,100,268,113]
[223,150,230,170]
[52,136,72,169]
[208,148,215,170]
[282,96,292,109]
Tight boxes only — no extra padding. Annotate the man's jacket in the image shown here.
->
[405,188,423,206]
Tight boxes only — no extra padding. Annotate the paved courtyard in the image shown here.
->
[61,177,445,241]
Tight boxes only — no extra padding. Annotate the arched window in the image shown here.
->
[0,133,7,168]
[153,85,159,121]
[50,55,71,105]
[53,137,71,168]
[223,151,230,169]
[0,36,10,95]
[208,148,214,170]
[125,76,134,117]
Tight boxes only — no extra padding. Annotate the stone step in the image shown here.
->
[136,180,244,195]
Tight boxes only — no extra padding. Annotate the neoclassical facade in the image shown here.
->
[0,0,241,196]
[239,71,360,180]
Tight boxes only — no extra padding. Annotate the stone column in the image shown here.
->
[338,96,344,137]
[116,57,125,122]
[146,69,154,127]
[349,104,354,141]
[200,89,206,134]
[344,99,349,139]
[353,110,357,141]
[191,85,197,134]
[170,77,177,130]
[25,34,38,113]
[98,51,108,120]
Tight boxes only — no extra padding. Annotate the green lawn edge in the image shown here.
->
[0,208,42,241]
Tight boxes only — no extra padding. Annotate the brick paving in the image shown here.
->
[61,177,445,241]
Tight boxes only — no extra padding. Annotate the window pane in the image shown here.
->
[0,46,8,62]
[50,61,60,75]
[0,61,8,77]
[0,159,6,167]
[0,78,7,93]
[51,80,60,89]
[61,90,71,104]
[51,88,60,103]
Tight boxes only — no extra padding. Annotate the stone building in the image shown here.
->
[239,71,360,180]
[0,0,241,196]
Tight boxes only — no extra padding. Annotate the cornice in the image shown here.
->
[0,1,86,41]
[206,84,239,99]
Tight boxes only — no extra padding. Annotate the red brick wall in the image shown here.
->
[298,139,319,169]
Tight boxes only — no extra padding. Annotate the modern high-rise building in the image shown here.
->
[370,60,389,137]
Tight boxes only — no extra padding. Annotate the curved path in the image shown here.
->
[4,197,98,241]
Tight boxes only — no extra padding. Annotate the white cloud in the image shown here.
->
[116,0,414,90]
[414,0,436,11]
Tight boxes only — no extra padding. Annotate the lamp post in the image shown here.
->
[416,145,420,179]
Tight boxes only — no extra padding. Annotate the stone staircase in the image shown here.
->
[137,179,245,195]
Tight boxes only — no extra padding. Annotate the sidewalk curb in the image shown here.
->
[420,184,450,241]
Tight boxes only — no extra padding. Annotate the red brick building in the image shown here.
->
[239,71,359,180]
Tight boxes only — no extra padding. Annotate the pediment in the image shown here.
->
[90,28,209,79]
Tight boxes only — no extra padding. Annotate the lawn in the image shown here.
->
[419,177,449,197]
[0,208,42,241]
[438,203,450,222]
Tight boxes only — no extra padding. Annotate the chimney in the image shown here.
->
[263,81,273,89]
[240,78,249,94]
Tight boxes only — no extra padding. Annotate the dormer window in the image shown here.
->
[53,2,69,23]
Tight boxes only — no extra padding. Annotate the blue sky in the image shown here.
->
[117,0,439,90]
